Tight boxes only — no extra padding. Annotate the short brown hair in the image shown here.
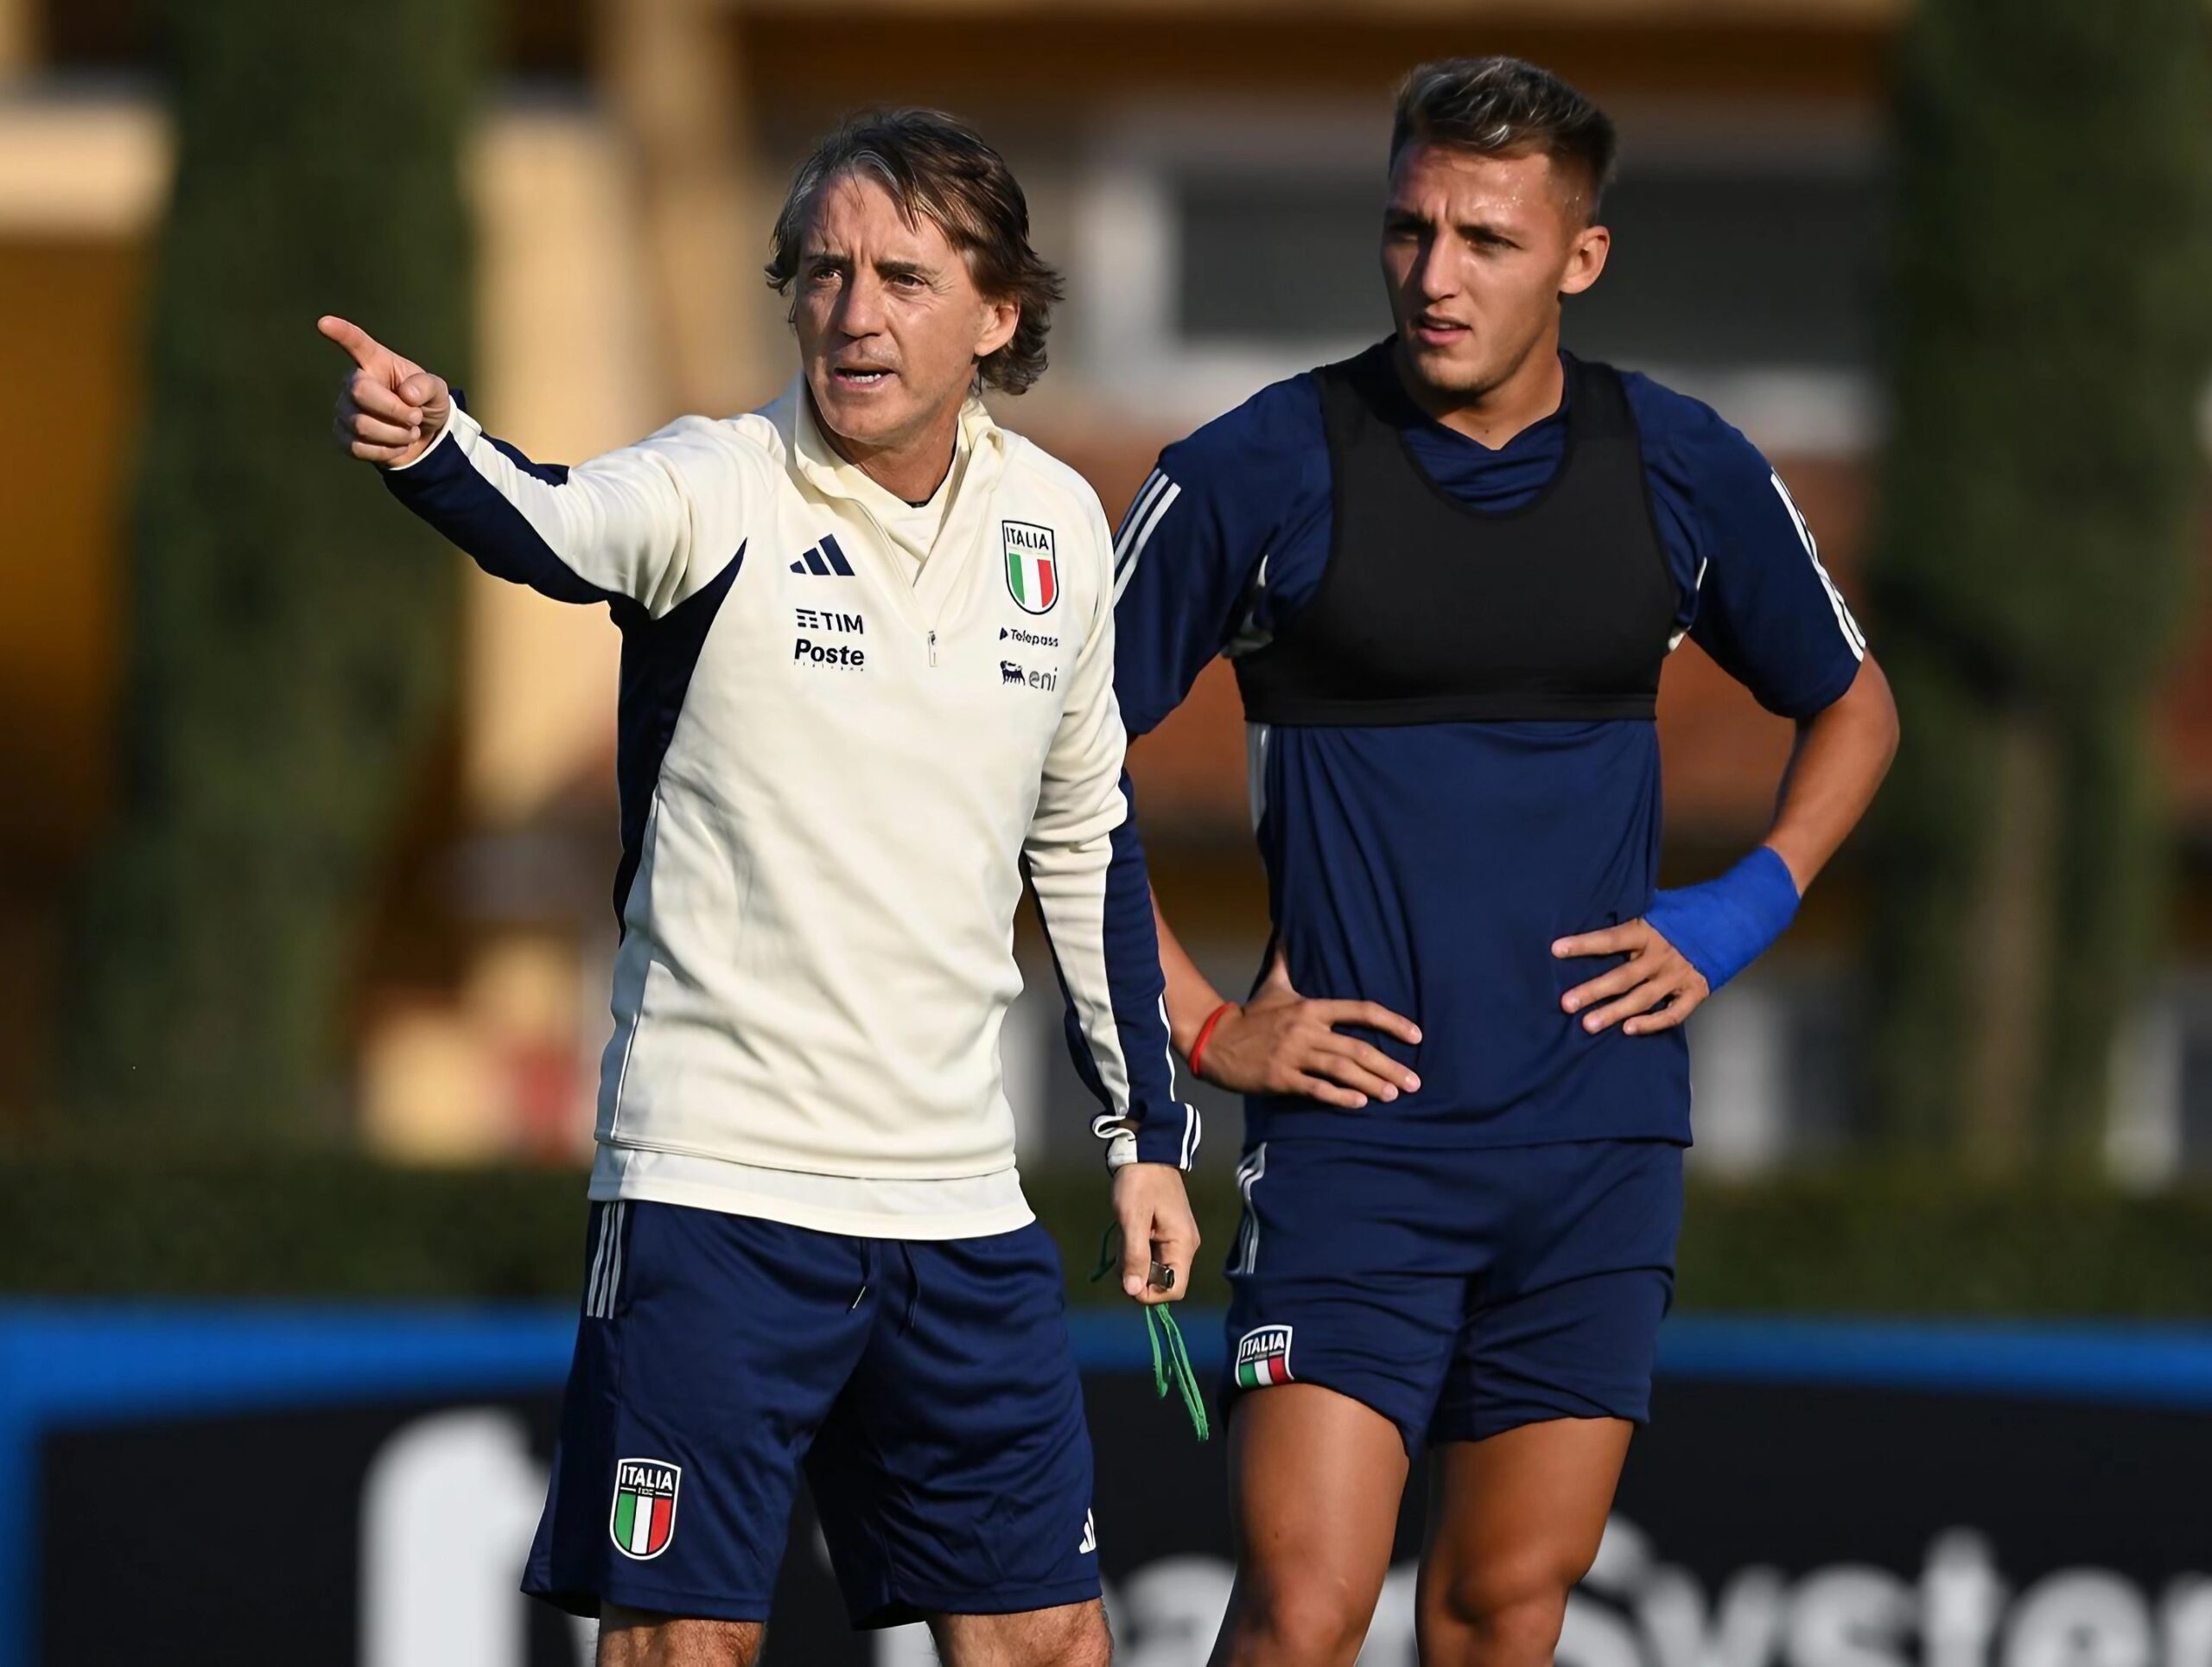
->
[1390,58,1618,220]
[765,108,1064,396]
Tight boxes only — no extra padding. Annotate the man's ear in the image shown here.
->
[1560,222,1611,298]
[976,297,1020,361]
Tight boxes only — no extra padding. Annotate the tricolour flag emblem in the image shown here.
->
[609,1458,680,1560]
[1234,1324,1294,1390]
[1002,520,1058,614]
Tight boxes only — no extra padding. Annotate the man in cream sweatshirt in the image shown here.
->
[323,108,1196,1667]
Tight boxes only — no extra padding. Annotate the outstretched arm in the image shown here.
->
[321,314,750,616]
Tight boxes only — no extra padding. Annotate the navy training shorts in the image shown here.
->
[1222,1136,1685,1453]
[523,1200,1101,1627]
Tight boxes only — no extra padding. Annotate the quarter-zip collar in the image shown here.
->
[763,372,1012,628]
[773,374,1007,570]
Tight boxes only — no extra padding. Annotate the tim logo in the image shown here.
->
[795,608,863,633]
[609,1458,680,1560]
[789,534,855,577]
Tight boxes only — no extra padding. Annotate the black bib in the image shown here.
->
[1234,343,1680,727]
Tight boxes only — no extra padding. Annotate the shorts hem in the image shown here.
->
[849,1574,1103,1631]
[1220,1369,1425,1459]
[523,1574,773,1625]
[1427,1399,1651,1447]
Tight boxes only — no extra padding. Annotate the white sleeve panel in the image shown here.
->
[389,403,763,616]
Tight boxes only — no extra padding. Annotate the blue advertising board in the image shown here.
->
[5,1309,2212,1666]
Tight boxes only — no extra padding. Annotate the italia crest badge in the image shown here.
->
[610,1457,680,1560]
[1234,1324,1295,1389]
[1002,520,1058,614]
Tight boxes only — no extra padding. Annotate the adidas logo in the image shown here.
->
[789,534,855,577]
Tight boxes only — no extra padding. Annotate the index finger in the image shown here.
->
[316,314,385,371]
[1319,1001,1421,1045]
[1554,925,1638,958]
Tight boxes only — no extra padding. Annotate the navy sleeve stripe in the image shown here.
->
[1032,789,1198,1170]
[1103,787,1197,1167]
[1769,470,1866,658]
[384,430,616,607]
[488,436,571,489]
[610,544,744,925]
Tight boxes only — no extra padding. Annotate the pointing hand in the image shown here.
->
[318,315,451,468]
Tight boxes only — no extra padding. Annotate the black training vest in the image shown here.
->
[1234,342,1680,727]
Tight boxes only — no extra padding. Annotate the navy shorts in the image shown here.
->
[1223,1136,1684,1454]
[523,1201,1100,1628]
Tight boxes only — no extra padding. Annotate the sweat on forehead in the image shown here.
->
[1390,142,1589,220]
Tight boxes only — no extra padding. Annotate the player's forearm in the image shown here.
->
[1763,654,1899,893]
[1636,655,1894,1000]
[1152,888,1230,1057]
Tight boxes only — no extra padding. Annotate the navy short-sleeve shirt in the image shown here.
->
[1112,350,1866,1148]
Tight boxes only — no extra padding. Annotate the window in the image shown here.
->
[1173,174,1382,344]
[1077,105,1882,452]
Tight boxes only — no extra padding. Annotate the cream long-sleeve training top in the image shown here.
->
[384,379,1194,1238]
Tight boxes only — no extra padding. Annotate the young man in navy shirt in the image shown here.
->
[1110,58,1900,1667]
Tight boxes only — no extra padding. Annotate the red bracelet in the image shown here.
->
[1188,1001,1236,1079]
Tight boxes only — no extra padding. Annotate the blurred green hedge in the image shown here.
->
[4,1151,2210,1318]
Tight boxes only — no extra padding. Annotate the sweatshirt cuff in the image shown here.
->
[381,394,480,481]
[1106,1105,1198,1171]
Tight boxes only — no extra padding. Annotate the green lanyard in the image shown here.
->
[1090,1224,1211,1441]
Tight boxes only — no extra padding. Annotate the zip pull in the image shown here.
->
[927,629,938,667]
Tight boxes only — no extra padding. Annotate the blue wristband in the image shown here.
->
[1643,846,1801,992]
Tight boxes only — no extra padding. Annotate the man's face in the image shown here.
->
[791,172,1018,458]
[1380,142,1610,402]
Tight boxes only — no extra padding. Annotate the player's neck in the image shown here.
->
[1394,334,1565,452]
[817,395,960,506]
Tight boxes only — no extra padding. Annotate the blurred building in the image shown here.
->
[8,0,2212,1176]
